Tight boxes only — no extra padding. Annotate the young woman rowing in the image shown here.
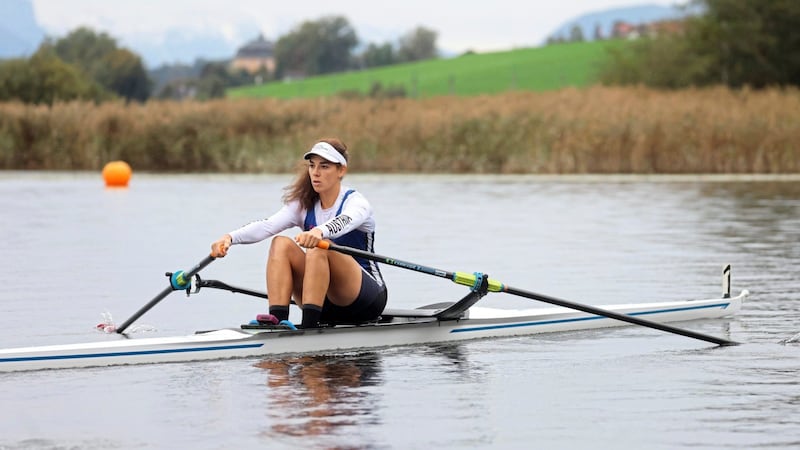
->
[210,138,387,328]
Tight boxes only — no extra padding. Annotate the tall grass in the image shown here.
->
[1,86,798,173]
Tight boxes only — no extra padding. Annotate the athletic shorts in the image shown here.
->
[321,269,387,324]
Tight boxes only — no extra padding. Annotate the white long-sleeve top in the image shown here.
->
[228,186,375,245]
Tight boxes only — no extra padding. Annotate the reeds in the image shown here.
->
[1,85,797,173]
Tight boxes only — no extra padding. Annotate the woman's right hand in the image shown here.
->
[211,234,232,257]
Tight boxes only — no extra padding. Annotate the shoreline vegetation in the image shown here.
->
[1,85,798,174]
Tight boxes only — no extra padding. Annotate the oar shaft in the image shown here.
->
[318,241,456,280]
[115,286,173,334]
[116,255,215,334]
[318,241,504,291]
[319,242,738,347]
[503,286,738,346]
[197,279,269,300]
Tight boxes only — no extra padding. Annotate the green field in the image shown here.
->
[227,40,622,99]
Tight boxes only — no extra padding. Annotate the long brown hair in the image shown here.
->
[282,137,349,211]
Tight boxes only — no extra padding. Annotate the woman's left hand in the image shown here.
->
[295,229,324,248]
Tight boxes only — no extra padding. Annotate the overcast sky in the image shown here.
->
[30,0,682,65]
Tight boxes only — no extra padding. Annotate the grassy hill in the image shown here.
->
[227,40,623,100]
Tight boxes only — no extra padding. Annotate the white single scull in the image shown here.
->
[0,241,748,372]
[0,289,747,373]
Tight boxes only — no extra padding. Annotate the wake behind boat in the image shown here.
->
[0,277,747,373]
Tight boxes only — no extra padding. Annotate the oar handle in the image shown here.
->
[116,255,216,334]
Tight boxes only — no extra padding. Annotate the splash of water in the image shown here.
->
[95,311,117,333]
[95,311,156,334]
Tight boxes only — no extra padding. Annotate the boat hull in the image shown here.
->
[0,290,747,372]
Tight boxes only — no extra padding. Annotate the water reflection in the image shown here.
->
[411,342,486,378]
[255,353,383,440]
[698,180,800,201]
[694,182,800,254]
[252,343,487,446]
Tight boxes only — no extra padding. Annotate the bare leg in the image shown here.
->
[267,236,306,308]
[302,247,363,307]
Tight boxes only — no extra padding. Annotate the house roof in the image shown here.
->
[236,34,274,58]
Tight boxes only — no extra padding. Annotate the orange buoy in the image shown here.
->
[102,160,132,187]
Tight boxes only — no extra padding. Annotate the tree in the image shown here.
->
[195,61,252,99]
[598,34,713,88]
[0,49,110,104]
[274,16,358,78]
[593,23,604,41]
[569,24,585,42]
[100,48,151,102]
[396,26,439,63]
[362,42,396,68]
[50,28,114,71]
[599,0,800,88]
[48,26,152,100]
[687,0,800,87]
[196,75,226,100]
[316,16,359,74]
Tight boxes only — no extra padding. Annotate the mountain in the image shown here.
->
[1,0,259,68]
[0,0,46,59]
[545,3,693,43]
[5,2,696,69]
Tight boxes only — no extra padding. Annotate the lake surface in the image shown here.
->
[1,172,799,450]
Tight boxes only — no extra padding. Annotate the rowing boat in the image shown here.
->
[0,242,748,372]
[0,287,747,373]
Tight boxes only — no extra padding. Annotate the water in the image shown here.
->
[1,172,798,449]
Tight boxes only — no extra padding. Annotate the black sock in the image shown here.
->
[269,305,290,322]
[301,304,323,328]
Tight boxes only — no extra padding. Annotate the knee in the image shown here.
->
[304,247,328,263]
[269,236,296,257]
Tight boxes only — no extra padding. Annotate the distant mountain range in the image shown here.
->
[0,0,256,67]
[0,0,45,59]
[3,0,693,68]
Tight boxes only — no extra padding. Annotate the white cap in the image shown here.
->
[303,142,347,166]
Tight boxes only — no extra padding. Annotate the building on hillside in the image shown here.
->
[611,19,685,40]
[643,19,685,37]
[611,21,641,39]
[230,34,275,78]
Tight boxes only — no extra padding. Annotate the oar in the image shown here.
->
[115,255,216,334]
[317,241,739,347]
[193,277,269,300]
